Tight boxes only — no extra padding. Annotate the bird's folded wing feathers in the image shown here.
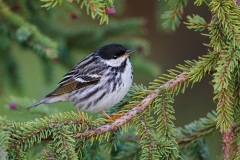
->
[46,74,101,97]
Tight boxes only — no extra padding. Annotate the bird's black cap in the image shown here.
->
[97,44,128,60]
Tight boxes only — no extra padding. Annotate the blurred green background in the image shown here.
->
[0,0,222,159]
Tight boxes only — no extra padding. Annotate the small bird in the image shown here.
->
[28,44,135,120]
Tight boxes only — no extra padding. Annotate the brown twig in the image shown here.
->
[76,72,189,138]
[237,0,240,6]
[222,127,235,160]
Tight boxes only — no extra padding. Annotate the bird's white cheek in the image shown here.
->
[105,56,126,67]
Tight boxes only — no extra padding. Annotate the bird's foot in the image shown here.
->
[101,110,124,122]
[111,112,124,120]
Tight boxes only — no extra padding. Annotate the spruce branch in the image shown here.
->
[7,113,85,152]
[41,0,114,24]
[185,14,208,31]
[177,125,215,146]
[52,125,78,159]
[114,147,141,160]
[133,112,156,160]
[194,0,205,6]
[189,51,219,84]
[0,0,58,59]
[76,72,189,138]
[177,112,216,159]
[180,139,211,160]
[209,0,240,51]
[211,0,240,46]
[213,51,235,132]
[176,112,217,147]
[208,0,240,132]
[234,67,240,119]
[161,0,188,30]
[153,90,179,159]
[0,117,10,160]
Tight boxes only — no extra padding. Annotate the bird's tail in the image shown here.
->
[27,94,68,109]
[27,98,47,109]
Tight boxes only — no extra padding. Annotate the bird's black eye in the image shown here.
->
[113,55,118,59]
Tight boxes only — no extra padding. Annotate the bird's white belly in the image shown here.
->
[90,85,129,112]
[87,62,132,112]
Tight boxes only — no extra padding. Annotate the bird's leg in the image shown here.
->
[101,110,113,121]
[101,110,124,121]
[77,107,86,127]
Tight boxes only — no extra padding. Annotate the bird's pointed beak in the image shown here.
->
[124,49,136,57]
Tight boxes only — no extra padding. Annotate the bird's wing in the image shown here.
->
[46,71,102,97]
[46,54,106,97]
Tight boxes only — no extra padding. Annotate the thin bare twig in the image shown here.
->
[76,72,189,138]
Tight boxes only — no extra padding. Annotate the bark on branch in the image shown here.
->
[222,126,235,160]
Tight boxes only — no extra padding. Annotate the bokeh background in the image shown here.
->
[0,0,222,159]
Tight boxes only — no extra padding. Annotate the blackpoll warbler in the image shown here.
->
[28,44,135,119]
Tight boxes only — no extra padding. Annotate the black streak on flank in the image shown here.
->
[77,84,102,101]
[93,90,108,105]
